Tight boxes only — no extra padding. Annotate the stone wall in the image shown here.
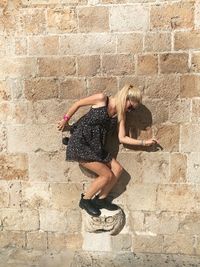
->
[0,0,200,262]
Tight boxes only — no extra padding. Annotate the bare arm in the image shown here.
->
[118,118,157,146]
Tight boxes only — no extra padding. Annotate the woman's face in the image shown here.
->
[125,98,139,112]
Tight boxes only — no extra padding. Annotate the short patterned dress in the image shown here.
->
[66,96,118,163]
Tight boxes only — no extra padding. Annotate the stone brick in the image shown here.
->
[152,124,180,152]
[15,37,27,55]
[37,57,76,77]
[28,36,59,56]
[137,54,158,75]
[102,54,134,76]
[7,124,62,153]
[0,125,7,152]
[60,34,115,55]
[110,6,149,32]
[0,231,25,248]
[191,52,200,72]
[24,78,59,101]
[157,184,199,212]
[0,101,12,122]
[169,99,191,123]
[192,99,200,123]
[180,124,200,152]
[180,75,200,98]
[27,231,47,250]
[47,7,77,33]
[143,99,169,124]
[175,31,200,50]
[129,211,144,232]
[187,153,200,184]
[20,8,46,35]
[111,234,132,251]
[163,234,194,255]
[0,57,37,79]
[160,53,189,74]
[119,76,145,93]
[117,33,143,53]
[7,78,23,100]
[0,153,28,181]
[178,212,200,235]
[88,77,118,96]
[145,74,180,100]
[126,183,157,211]
[0,209,39,231]
[132,234,163,253]
[11,101,31,124]
[77,55,100,76]
[78,7,109,32]
[170,153,187,183]
[48,232,83,250]
[150,2,194,30]
[195,2,200,29]
[0,80,11,101]
[60,78,87,99]
[0,181,9,208]
[9,181,22,209]
[144,32,171,52]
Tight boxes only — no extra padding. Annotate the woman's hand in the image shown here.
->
[57,119,68,131]
[144,138,158,146]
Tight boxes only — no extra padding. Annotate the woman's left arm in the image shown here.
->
[118,118,157,146]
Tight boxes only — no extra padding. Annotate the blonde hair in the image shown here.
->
[114,84,142,122]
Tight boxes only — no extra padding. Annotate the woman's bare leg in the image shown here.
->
[79,161,115,199]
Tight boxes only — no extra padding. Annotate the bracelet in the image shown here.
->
[63,114,70,121]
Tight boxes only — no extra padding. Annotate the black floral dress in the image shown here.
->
[66,96,118,163]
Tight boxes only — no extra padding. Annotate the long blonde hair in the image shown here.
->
[114,84,142,122]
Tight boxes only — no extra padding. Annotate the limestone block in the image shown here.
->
[29,36,59,56]
[187,152,200,183]
[7,124,62,153]
[0,231,25,248]
[78,7,109,32]
[195,1,200,29]
[163,234,194,255]
[175,31,200,50]
[191,52,200,72]
[26,231,47,250]
[192,99,200,123]
[143,99,169,124]
[180,124,200,152]
[0,181,9,208]
[169,99,191,123]
[60,78,87,99]
[145,74,180,100]
[7,78,24,100]
[0,80,11,101]
[132,233,163,253]
[0,153,28,180]
[111,234,132,251]
[87,77,118,96]
[110,6,149,32]
[144,32,171,52]
[77,55,100,76]
[24,78,59,101]
[180,74,200,98]
[129,211,144,232]
[160,53,189,74]
[117,33,143,54]
[178,212,200,235]
[60,34,115,55]
[102,54,134,76]
[83,208,125,236]
[8,181,22,208]
[37,57,76,77]
[48,232,83,250]
[119,76,145,93]
[15,37,27,56]
[0,209,39,231]
[170,153,187,183]
[150,2,194,30]
[83,232,112,251]
[137,54,158,75]
[0,125,7,152]
[47,7,77,33]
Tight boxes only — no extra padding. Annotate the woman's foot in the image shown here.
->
[79,194,101,217]
[92,195,119,211]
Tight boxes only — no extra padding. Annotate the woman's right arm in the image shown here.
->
[57,93,106,131]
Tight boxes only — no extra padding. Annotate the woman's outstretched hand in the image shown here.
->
[144,138,158,146]
[57,119,67,131]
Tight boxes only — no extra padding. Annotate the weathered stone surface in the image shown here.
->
[132,234,163,253]
[0,125,7,152]
[29,36,59,56]
[0,80,11,101]
[78,7,109,32]
[48,232,82,250]
[144,32,171,52]
[15,37,27,55]
[187,153,200,184]
[110,6,149,32]
[169,99,191,123]
[87,77,118,96]
[160,53,189,74]
[0,153,28,180]
[163,234,194,255]
[0,231,25,249]
[117,33,143,53]
[195,1,200,29]
[143,99,169,124]
[191,52,200,72]
[180,124,200,152]
[170,153,187,183]
[37,57,76,77]
[180,74,200,98]
[0,181,9,208]
[26,231,47,250]
[175,31,200,50]
[137,54,158,75]
[77,55,100,76]
[47,7,77,33]
[102,54,134,76]
[150,2,194,30]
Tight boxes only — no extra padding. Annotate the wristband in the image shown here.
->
[63,114,70,121]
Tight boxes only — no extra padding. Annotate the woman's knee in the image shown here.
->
[101,171,115,184]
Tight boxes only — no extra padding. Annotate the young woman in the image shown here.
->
[57,84,157,217]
